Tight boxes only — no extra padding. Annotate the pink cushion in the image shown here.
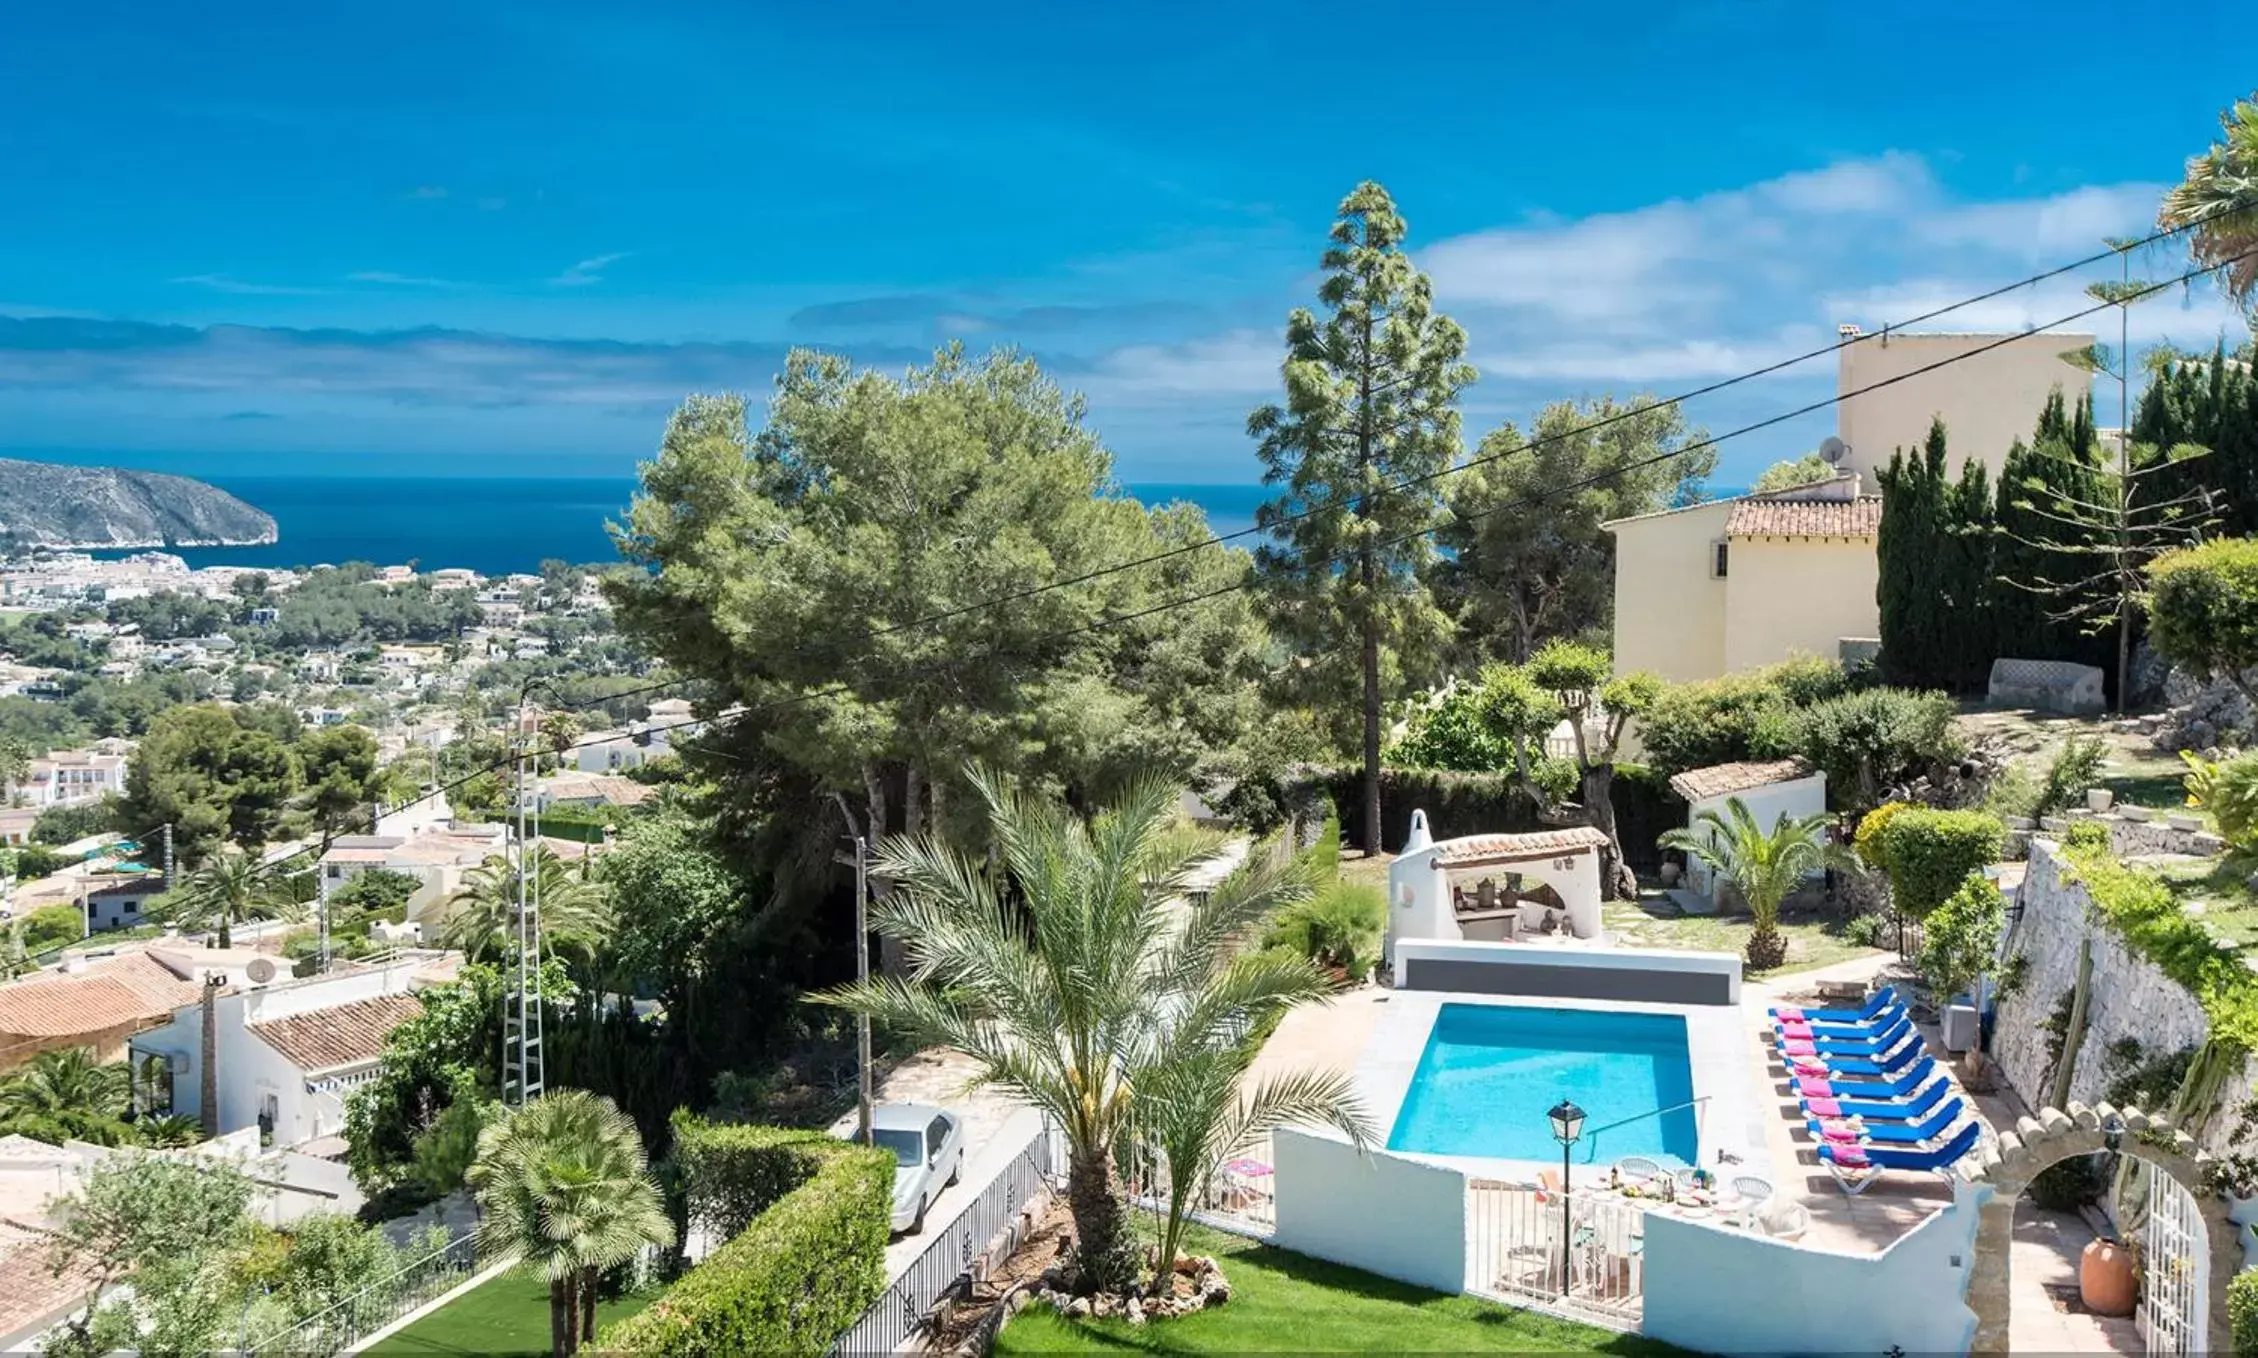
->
[1777,1020,1813,1037]
[1774,1007,1805,1021]
[1792,1058,1830,1076]
[1797,1077,1834,1098]
[1806,1097,1843,1118]
[1830,1145,1872,1168]
[1819,1119,1862,1142]
[1781,1039,1817,1056]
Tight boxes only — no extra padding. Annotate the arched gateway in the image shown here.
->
[1965,1100,2233,1356]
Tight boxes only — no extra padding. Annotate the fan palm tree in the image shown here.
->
[2159,94,2258,310]
[136,1113,206,1148]
[0,1048,132,1145]
[468,1089,672,1358]
[441,846,611,964]
[817,768,1369,1294]
[161,850,302,948]
[1660,798,1857,971]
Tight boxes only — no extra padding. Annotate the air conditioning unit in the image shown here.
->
[1940,1001,1980,1053]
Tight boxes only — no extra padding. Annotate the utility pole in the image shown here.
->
[503,691,545,1106]
[853,835,873,1146]
[162,823,174,893]
[315,869,331,974]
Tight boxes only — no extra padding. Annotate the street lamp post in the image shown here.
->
[1548,1098,1586,1296]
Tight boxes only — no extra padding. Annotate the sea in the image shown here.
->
[83,477,1273,578]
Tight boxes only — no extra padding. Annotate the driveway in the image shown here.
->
[826,1048,1044,1280]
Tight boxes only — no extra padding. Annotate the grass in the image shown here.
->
[2152,854,2258,950]
[993,1223,1681,1356]
[366,1265,660,1356]
[1604,888,1883,977]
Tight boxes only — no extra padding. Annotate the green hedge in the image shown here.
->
[2231,1265,2258,1357]
[667,1114,841,1241]
[1317,768,1542,854]
[1880,808,2005,919]
[601,1123,892,1358]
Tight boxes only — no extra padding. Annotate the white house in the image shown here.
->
[317,823,505,927]
[129,959,430,1147]
[1664,758,1830,913]
[18,749,128,808]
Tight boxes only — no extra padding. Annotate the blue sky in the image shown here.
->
[1,0,2250,483]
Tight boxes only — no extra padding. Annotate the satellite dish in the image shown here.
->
[245,957,277,984]
[1818,436,1849,465]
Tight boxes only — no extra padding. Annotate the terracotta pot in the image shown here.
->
[2080,1238,2137,1317]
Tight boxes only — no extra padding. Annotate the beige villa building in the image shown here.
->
[1605,329,2093,684]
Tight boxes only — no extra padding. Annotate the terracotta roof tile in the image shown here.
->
[1724,496,1882,539]
[248,993,422,1074]
[1668,758,1816,802]
[0,1233,102,1343]
[0,954,202,1040]
[1430,825,1612,865]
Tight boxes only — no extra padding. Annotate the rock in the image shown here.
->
[1039,1266,1064,1292]
[1125,1297,1145,1326]
[1066,1297,1092,1319]
[1010,1289,1035,1314]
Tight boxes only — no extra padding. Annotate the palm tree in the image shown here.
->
[817,769,1369,1294]
[0,1048,131,1145]
[160,850,302,948]
[468,1090,672,1358]
[441,846,611,964]
[1659,797,1856,970]
[136,1114,206,1148]
[2159,94,2258,311]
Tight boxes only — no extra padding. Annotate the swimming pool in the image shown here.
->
[1386,1003,1700,1163]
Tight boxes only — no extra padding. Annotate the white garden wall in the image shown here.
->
[1271,1129,1466,1294]
[1642,1186,1982,1356]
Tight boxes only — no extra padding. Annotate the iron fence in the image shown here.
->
[1467,1179,1644,1322]
[829,1126,1057,1357]
[240,1227,481,1356]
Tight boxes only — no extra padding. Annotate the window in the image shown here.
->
[927,1116,952,1160]
[1710,540,1730,579]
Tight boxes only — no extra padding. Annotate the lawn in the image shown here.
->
[1604,889,1883,977]
[367,1265,660,1356]
[994,1223,1683,1356]
[2153,855,2258,949]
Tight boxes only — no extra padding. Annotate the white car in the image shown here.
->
[858,1103,965,1234]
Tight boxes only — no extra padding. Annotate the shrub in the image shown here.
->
[1916,876,2005,1004]
[1790,687,1963,811]
[2147,537,2258,716]
[328,867,421,918]
[20,903,85,954]
[2185,751,2258,851]
[2034,737,2110,818]
[31,798,117,846]
[1879,808,2005,919]
[1638,673,1795,777]
[1308,809,1342,884]
[1852,800,1912,872]
[667,1115,846,1243]
[604,1123,891,1358]
[2231,1266,2258,1357]
[1766,653,1853,707]
[1270,882,1386,979]
[1841,912,1887,949]
[2062,819,2112,852]
[1315,767,1546,854]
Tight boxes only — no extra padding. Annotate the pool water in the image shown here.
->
[1386,1004,1699,1163]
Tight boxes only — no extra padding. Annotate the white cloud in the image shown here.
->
[171,273,329,297]
[346,271,462,288]
[1078,329,1281,400]
[550,252,630,287]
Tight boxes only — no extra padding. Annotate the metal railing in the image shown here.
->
[829,1126,1057,1358]
[240,1227,481,1356]
[1467,1180,1644,1322]
[1074,1121,1278,1236]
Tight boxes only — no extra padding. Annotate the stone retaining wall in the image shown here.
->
[1993,843,2249,1156]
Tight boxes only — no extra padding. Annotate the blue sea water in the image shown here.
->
[1387,1004,1699,1164]
[81,477,1266,577]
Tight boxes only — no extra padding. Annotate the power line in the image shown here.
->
[856,202,2258,642]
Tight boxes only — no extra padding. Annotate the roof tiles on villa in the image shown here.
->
[1723,496,1882,539]
[1668,757,1815,802]
[248,992,423,1074]
[0,953,204,1039]
[1429,825,1612,865]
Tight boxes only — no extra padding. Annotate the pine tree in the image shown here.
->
[1250,182,1474,854]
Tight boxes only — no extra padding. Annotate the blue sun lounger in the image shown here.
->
[1806,1098,1966,1147]
[1771,986,1901,1026]
[1800,1075,1953,1123]
[1819,1120,1983,1195]
[1795,1055,1935,1099]
[1775,1014,1913,1058]
[1783,1035,1923,1080]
